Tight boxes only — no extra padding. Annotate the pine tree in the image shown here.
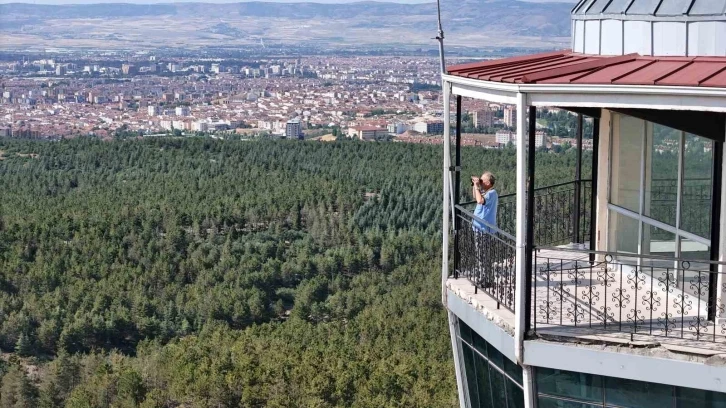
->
[15,333,31,357]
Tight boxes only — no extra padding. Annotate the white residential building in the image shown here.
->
[495,131,513,145]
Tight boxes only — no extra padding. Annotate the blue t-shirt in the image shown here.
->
[473,189,498,232]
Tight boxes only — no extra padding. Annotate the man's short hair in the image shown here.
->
[483,172,496,186]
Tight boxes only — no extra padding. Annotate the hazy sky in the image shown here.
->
[0,0,427,3]
[0,0,575,4]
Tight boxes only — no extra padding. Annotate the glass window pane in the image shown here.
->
[678,238,711,302]
[473,330,488,358]
[645,123,679,226]
[506,380,525,408]
[503,358,523,386]
[487,343,505,371]
[679,238,711,301]
[609,210,640,254]
[676,386,726,408]
[681,133,713,238]
[641,224,677,283]
[611,114,644,213]
[460,320,473,345]
[489,367,508,407]
[642,224,676,258]
[475,352,493,408]
[537,396,600,408]
[603,376,672,407]
[463,345,480,408]
[680,238,710,262]
[536,367,603,403]
[641,224,676,263]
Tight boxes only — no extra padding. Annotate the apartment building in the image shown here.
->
[495,131,513,145]
[414,120,445,134]
[285,118,303,140]
[347,126,386,140]
[503,106,516,128]
[473,109,494,128]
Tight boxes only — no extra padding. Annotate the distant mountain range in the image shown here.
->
[0,0,573,51]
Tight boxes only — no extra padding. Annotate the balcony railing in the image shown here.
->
[462,180,592,248]
[455,208,517,312]
[451,178,726,345]
[533,247,726,343]
[454,180,592,312]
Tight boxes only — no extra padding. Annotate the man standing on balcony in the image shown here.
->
[472,172,498,233]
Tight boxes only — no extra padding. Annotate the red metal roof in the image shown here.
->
[447,51,726,88]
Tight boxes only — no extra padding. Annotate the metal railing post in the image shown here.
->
[709,140,723,320]
[453,95,462,278]
[590,117,600,263]
[524,106,536,334]
[441,82,451,306]
[573,113,583,244]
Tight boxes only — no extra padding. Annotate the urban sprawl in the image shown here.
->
[0,54,592,150]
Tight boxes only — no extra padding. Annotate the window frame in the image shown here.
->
[607,112,713,261]
[456,320,524,408]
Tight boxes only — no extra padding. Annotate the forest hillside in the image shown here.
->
[0,138,586,407]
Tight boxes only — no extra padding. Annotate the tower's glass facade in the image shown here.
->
[457,321,524,408]
[536,367,726,408]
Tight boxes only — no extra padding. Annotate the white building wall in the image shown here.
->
[600,20,623,56]
[577,18,726,57]
[413,122,428,133]
[496,131,513,144]
[584,20,601,55]
[688,21,726,57]
[624,20,652,55]
[574,20,585,53]
[653,22,687,56]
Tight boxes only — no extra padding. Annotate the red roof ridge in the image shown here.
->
[483,56,591,82]
[446,51,726,88]
[699,66,726,85]
[448,50,568,73]
[653,61,694,85]
[468,55,578,80]
[521,53,640,83]
[608,59,657,82]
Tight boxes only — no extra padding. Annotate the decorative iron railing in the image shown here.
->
[533,247,726,343]
[462,180,592,247]
[454,207,517,312]
[454,180,593,312]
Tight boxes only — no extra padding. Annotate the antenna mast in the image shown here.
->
[436,0,446,75]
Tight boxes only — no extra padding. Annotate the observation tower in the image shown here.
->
[441,1,726,407]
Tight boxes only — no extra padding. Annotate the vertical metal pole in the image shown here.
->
[435,0,447,76]
[441,82,452,306]
[708,140,723,321]
[589,116,600,263]
[514,93,527,363]
[717,141,726,323]
[454,95,462,278]
[525,106,536,334]
[573,113,583,243]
